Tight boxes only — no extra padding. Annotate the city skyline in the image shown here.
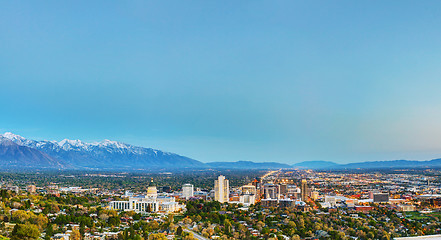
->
[2,1,441,164]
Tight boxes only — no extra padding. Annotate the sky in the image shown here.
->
[1,1,441,164]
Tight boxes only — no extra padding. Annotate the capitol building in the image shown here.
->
[109,180,183,213]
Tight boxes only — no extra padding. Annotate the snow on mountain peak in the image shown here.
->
[2,132,147,154]
[56,138,90,151]
[99,139,128,148]
[58,139,84,147]
[2,132,33,146]
[3,132,26,141]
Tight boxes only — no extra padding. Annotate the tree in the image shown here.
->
[183,217,192,225]
[11,210,30,223]
[336,231,346,240]
[80,222,86,238]
[291,235,301,240]
[148,233,167,240]
[177,226,183,236]
[224,219,232,235]
[44,224,54,240]
[256,221,265,231]
[11,223,40,240]
[182,232,197,240]
[31,214,48,230]
[70,229,81,240]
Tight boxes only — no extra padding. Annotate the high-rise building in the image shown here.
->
[263,183,279,199]
[252,178,261,189]
[300,179,309,202]
[182,184,194,199]
[239,194,256,206]
[214,175,229,203]
[239,184,257,206]
[279,184,287,195]
[287,185,301,199]
[311,191,319,200]
[241,184,256,195]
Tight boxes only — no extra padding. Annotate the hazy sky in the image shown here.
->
[1,1,441,164]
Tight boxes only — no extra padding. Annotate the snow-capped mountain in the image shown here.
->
[0,132,205,170]
[0,136,65,169]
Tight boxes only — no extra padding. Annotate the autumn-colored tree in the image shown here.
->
[148,233,167,240]
[70,229,81,240]
[11,223,40,240]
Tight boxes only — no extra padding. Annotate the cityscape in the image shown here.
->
[2,1,441,240]
[1,168,441,239]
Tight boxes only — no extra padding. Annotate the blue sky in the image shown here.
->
[1,1,441,164]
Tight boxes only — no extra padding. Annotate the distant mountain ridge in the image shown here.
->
[2,132,441,171]
[292,159,441,170]
[0,132,204,170]
[292,161,338,169]
[339,159,441,169]
[0,136,65,169]
[207,161,291,169]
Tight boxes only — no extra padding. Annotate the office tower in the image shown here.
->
[214,175,229,203]
[182,183,194,199]
[279,184,287,195]
[241,184,256,195]
[252,178,260,189]
[300,179,309,202]
[287,185,301,199]
[263,183,279,199]
[311,191,319,200]
[239,194,256,206]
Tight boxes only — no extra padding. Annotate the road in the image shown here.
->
[183,228,209,240]
[261,170,280,180]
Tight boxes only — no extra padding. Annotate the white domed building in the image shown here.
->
[109,179,183,213]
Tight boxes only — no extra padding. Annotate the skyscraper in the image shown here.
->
[182,183,194,199]
[300,179,309,202]
[214,175,229,203]
[263,183,279,199]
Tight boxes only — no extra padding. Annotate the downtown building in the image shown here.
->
[110,181,183,213]
[300,179,309,202]
[239,184,257,206]
[182,183,194,199]
[215,175,229,203]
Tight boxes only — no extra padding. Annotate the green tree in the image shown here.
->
[224,219,232,235]
[44,224,54,240]
[11,223,40,240]
[177,226,183,236]
[80,221,85,238]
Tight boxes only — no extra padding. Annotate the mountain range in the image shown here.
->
[207,161,292,169]
[1,132,441,171]
[0,132,204,170]
[291,159,441,170]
